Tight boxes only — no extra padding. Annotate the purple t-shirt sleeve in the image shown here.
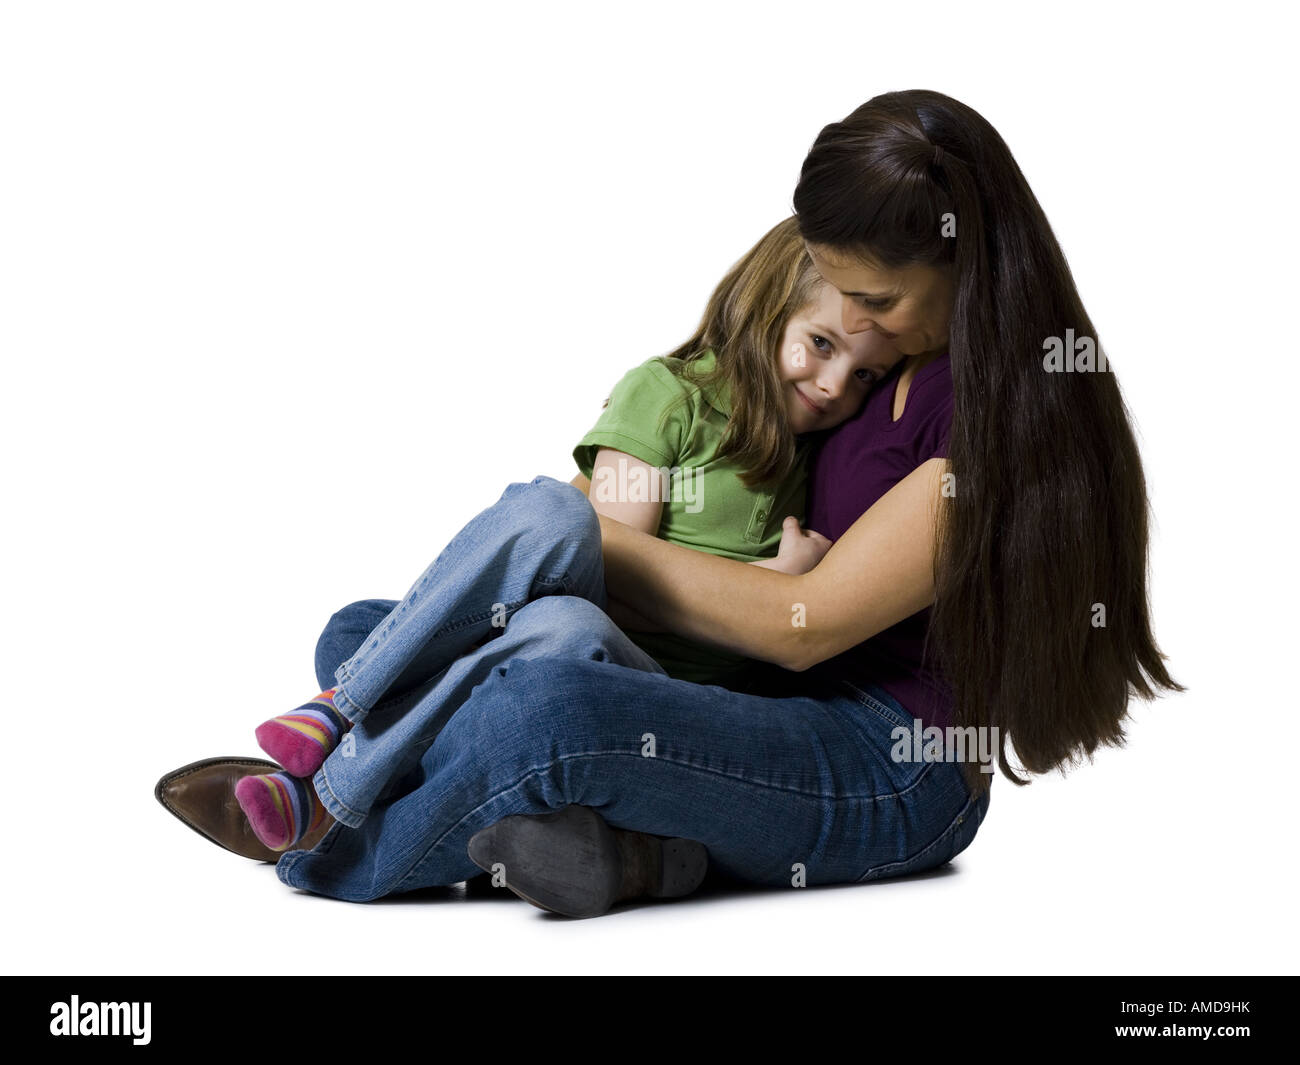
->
[917,387,952,461]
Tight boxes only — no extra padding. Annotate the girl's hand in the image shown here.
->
[752,516,833,575]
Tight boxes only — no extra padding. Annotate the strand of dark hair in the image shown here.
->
[794,90,1184,794]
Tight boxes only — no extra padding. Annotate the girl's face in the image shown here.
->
[777,280,905,435]
[803,241,955,358]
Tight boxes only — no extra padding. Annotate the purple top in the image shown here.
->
[805,351,954,730]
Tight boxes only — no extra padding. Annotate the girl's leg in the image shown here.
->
[323,475,606,726]
[237,477,606,846]
[275,650,992,903]
[252,475,601,772]
[307,596,667,831]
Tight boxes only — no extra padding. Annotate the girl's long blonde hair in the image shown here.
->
[661,215,825,488]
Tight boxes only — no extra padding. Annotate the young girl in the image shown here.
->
[234,214,900,852]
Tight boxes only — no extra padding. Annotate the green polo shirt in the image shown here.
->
[573,349,811,686]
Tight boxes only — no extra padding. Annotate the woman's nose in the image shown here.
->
[840,296,874,335]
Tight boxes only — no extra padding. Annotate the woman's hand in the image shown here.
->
[751,517,833,575]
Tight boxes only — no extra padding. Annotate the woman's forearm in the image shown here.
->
[571,464,942,670]
[604,593,668,634]
[570,469,802,662]
[585,457,947,672]
[596,513,809,669]
[570,470,793,641]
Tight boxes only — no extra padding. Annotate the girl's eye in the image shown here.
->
[855,368,877,384]
[811,335,832,353]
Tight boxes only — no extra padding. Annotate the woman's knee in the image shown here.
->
[449,654,624,755]
[313,598,397,690]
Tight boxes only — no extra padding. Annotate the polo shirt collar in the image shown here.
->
[686,348,732,417]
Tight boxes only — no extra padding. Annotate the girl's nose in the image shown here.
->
[816,365,850,401]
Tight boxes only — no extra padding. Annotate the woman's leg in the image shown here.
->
[311,596,668,828]
[275,649,992,902]
[314,599,399,693]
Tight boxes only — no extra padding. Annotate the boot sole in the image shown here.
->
[467,805,707,918]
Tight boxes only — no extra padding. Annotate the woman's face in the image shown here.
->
[777,280,905,435]
[803,241,955,357]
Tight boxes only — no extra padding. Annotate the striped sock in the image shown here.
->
[254,688,352,778]
[234,771,329,852]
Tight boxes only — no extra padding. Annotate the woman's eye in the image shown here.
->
[811,335,832,353]
[861,296,890,310]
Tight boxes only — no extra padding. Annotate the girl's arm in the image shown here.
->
[586,456,948,673]
[585,448,663,535]
[583,448,669,633]
[570,462,833,633]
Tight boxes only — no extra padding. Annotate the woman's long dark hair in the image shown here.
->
[794,90,1183,794]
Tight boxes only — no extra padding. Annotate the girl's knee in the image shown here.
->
[511,476,600,549]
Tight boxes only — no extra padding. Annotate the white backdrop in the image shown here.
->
[3,0,1295,975]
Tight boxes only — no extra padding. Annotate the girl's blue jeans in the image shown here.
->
[275,475,991,901]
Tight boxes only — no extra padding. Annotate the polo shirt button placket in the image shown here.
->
[747,494,775,543]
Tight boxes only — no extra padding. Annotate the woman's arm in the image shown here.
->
[589,457,948,672]
[568,468,832,633]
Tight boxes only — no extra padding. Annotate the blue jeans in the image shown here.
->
[304,477,667,830]
[276,476,991,901]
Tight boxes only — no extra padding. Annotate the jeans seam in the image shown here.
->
[334,576,580,693]
[839,680,916,732]
[331,683,365,723]
[395,748,925,893]
[277,817,345,873]
[855,784,984,883]
[313,765,367,828]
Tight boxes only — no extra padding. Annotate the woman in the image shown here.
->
[169,89,1182,917]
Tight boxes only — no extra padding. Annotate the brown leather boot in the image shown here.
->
[155,756,335,862]
[466,804,708,918]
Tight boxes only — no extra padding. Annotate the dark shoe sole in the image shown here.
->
[466,804,708,918]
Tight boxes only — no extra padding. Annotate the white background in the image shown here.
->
[2,0,1295,975]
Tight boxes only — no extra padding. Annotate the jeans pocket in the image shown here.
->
[857,774,991,883]
[839,680,917,732]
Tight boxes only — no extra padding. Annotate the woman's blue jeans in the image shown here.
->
[275,475,992,901]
